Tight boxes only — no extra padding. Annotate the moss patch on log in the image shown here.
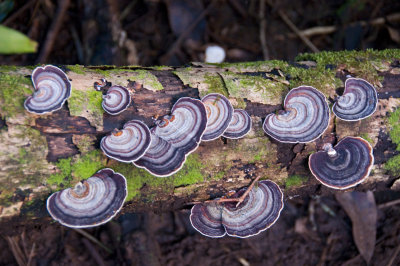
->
[285,175,308,188]
[0,125,52,207]
[67,89,104,130]
[128,69,164,91]
[0,74,33,119]
[386,108,400,176]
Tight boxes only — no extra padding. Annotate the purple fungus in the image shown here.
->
[223,109,252,139]
[201,93,234,141]
[24,65,71,114]
[309,136,374,189]
[333,78,378,121]
[190,180,284,238]
[47,168,127,228]
[263,86,330,143]
[102,85,131,115]
[100,120,151,163]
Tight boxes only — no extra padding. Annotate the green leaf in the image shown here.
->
[0,25,37,54]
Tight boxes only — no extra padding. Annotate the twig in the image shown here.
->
[378,198,400,209]
[5,236,26,266]
[388,244,400,266]
[36,0,71,63]
[26,243,36,266]
[259,0,270,60]
[161,2,215,64]
[82,238,107,266]
[276,9,320,53]
[74,228,113,254]
[285,12,400,38]
[3,0,37,26]
[205,176,261,207]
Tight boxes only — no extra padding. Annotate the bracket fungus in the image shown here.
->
[332,78,378,121]
[201,93,234,141]
[134,133,186,177]
[24,65,71,114]
[223,109,252,139]
[47,168,127,228]
[263,86,330,143]
[190,180,284,238]
[309,137,374,189]
[100,120,151,163]
[102,85,131,115]
[136,97,207,176]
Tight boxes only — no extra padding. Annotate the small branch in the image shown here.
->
[206,176,261,207]
[74,228,113,254]
[259,0,270,60]
[36,0,70,63]
[284,12,400,39]
[276,9,320,53]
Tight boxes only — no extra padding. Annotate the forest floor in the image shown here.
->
[1,0,400,265]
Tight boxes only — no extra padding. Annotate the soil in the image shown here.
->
[1,0,400,265]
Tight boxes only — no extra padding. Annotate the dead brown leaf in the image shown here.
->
[336,191,377,264]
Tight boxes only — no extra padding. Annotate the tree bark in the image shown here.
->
[0,50,399,227]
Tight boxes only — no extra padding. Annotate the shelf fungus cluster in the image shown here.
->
[102,85,131,115]
[263,86,330,143]
[190,180,284,238]
[309,137,374,189]
[333,78,378,121]
[100,120,151,163]
[223,109,252,139]
[24,65,71,114]
[135,97,208,177]
[201,93,234,141]
[47,169,127,228]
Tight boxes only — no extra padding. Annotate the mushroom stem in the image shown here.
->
[323,143,337,157]
[206,176,262,207]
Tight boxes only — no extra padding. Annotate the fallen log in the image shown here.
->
[0,49,399,227]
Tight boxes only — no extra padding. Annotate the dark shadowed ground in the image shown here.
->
[1,0,400,265]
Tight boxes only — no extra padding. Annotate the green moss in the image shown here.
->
[73,135,96,154]
[385,155,400,177]
[360,133,374,145]
[0,65,18,73]
[67,64,85,75]
[203,73,228,96]
[295,49,400,85]
[285,175,308,188]
[68,89,104,129]
[0,74,33,119]
[129,69,164,91]
[385,108,400,176]
[111,153,205,201]
[283,66,342,97]
[388,108,400,150]
[71,150,105,180]
[47,158,72,186]
[173,154,203,187]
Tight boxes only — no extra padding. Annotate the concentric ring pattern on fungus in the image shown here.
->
[102,85,131,115]
[332,78,378,121]
[309,137,374,189]
[201,93,234,141]
[151,97,207,155]
[263,86,330,143]
[100,120,151,163]
[190,180,284,238]
[134,133,186,177]
[24,65,71,114]
[223,109,252,139]
[136,97,207,177]
[47,168,127,228]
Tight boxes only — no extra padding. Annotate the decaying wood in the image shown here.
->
[0,50,400,228]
